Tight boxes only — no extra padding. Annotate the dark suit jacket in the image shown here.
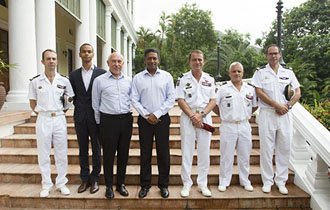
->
[69,66,106,123]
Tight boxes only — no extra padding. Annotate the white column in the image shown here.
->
[35,0,56,74]
[123,33,128,75]
[116,22,122,54]
[102,6,113,70]
[128,0,132,18]
[128,39,133,78]
[4,0,37,110]
[75,0,90,69]
[89,0,97,64]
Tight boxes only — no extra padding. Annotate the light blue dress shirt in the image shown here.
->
[131,69,175,119]
[92,71,132,124]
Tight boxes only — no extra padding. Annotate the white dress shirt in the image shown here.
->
[131,69,175,119]
[81,65,94,91]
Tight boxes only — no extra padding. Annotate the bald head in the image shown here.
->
[107,52,124,78]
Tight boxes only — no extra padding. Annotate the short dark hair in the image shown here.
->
[144,48,160,59]
[79,43,94,52]
[188,50,204,61]
[266,44,281,54]
[42,49,57,60]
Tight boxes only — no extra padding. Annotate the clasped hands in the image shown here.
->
[190,113,203,128]
[146,113,161,125]
[274,103,289,115]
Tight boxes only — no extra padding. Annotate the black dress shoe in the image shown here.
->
[105,187,114,199]
[116,184,129,196]
[90,182,99,194]
[138,187,149,198]
[160,187,169,198]
[77,182,90,193]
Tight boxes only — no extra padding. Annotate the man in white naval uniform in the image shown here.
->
[28,49,74,197]
[252,44,301,194]
[176,50,216,197]
[213,62,258,192]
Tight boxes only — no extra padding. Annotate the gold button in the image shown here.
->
[51,113,56,117]
[235,121,240,124]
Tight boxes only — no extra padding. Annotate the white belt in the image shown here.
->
[222,120,249,124]
[38,111,64,117]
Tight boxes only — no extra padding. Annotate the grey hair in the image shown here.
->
[228,62,244,71]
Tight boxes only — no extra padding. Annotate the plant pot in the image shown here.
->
[0,82,6,110]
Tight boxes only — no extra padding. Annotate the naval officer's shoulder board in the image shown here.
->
[281,64,293,71]
[29,74,40,81]
[256,65,266,71]
[176,74,184,87]
[247,83,255,88]
[60,74,69,79]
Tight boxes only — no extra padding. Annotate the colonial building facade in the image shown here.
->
[0,0,137,110]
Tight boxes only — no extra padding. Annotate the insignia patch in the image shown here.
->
[246,92,253,100]
[279,77,289,80]
[227,103,231,107]
[68,97,73,102]
[188,93,192,98]
[186,83,190,86]
[38,86,42,89]
[57,84,66,89]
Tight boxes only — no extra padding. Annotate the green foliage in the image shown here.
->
[0,51,12,74]
[303,99,330,131]
[165,3,217,79]
[204,29,266,81]
[260,0,330,105]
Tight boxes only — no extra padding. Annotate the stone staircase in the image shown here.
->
[0,107,311,209]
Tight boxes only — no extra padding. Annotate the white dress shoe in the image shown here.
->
[180,185,190,197]
[218,185,227,192]
[262,184,271,193]
[40,189,50,197]
[277,185,288,194]
[244,185,254,192]
[198,186,212,197]
[57,185,70,195]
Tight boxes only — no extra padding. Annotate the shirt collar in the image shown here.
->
[82,65,94,72]
[143,68,160,76]
[107,70,124,79]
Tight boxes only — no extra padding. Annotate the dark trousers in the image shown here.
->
[138,114,170,189]
[99,112,133,188]
[75,118,101,182]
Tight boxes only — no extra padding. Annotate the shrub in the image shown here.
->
[303,99,330,131]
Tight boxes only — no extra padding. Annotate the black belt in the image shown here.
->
[101,112,132,119]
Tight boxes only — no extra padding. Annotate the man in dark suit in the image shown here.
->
[69,43,106,194]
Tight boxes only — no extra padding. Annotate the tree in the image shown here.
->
[204,29,266,81]
[165,3,217,79]
[260,0,330,104]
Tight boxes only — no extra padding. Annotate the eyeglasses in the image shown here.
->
[267,52,280,56]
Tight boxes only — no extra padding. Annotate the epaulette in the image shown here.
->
[60,74,69,79]
[256,65,266,71]
[209,74,214,78]
[178,74,184,79]
[281,65,293,71]
[29,74,40,81]
[220,81,227,86]
[248,82,255,88]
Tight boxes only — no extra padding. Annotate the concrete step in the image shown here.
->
[13,123,259,135]
[0,134,261,149]
[28,113,256,124]
[0,183,310,209]
[0,163,294,185]
[0,148,266,165]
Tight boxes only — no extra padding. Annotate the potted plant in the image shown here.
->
[0,51,12,110]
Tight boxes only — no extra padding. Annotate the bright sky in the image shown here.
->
[134,0,308,44]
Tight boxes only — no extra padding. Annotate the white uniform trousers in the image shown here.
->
[258,108,292,186]
[219,120,252,187]
[180,112,212,188]
[36,113,68,190]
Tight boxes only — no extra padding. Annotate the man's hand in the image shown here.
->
[275,104,289,115]
[146,114,161,125]
[190,113,203,127]
[192,121,203,128]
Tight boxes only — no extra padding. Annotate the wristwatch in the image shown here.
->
[287,104,292,110]
[201,111,207,118]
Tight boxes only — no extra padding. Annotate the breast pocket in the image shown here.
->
[222,97,233,111]
[37,88,49,106]
[201,85,212,101]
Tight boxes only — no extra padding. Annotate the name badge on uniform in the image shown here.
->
[57,84,66,89]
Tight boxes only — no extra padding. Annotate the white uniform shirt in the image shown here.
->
[216,81,257,122]
[28,72,74,112]
[176,71,216,110]
[252,64,300,108]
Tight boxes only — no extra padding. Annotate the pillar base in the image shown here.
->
[2,101,30,111]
